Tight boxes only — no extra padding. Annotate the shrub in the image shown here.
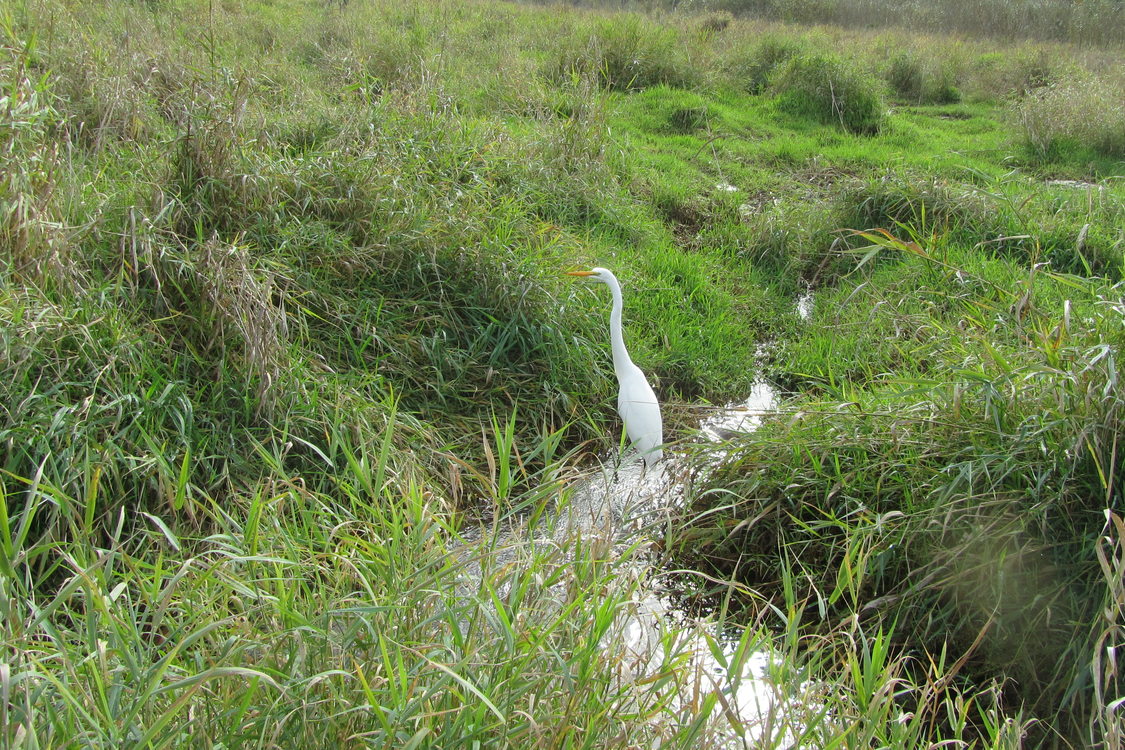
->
[770,52,886,134]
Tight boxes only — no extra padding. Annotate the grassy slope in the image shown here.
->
[2,0,1124,747]
[636,17,1125,750]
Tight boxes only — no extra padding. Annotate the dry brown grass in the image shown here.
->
[1015,74,1125,159]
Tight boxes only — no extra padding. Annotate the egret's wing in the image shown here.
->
[618,371,663,461]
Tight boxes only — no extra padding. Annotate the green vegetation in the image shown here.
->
[770,52,887,134]
[2,0,1123,747]
[1016,75,1125,161]
[674,238,1125,743]
[696,0,1125,47]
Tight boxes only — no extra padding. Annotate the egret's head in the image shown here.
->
[566,267,613,285]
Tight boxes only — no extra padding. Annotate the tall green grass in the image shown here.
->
[769,52,886,134]
[0,411,717,747]
[694,0,1125,47]
[0,17,71,287]
[671,227,1125,745]
[3,0,1124,746]
[1015,74,1125,161]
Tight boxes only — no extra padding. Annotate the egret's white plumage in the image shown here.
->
[567,267,664,465]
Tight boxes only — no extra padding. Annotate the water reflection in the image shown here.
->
[455,291,816,746]
[560,448,798,748]
[699,380,779,441]
[796,286,814,321]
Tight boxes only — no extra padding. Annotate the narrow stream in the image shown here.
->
[566,385,796,748]
[455,292,814,747]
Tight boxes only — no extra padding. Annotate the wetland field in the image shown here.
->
[2,0,1123,747]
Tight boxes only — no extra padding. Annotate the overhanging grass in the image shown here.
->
[671,240,1125,744]
[3,0,1124,746]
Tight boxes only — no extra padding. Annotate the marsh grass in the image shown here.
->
[0,20,73,288]
[0,415,688,747]
[885,51,960,105]
[672,230,1125,744]
[6,400,994,748]
[720,32,810,94]
[546,14,704,93]
[1015,74,1125,161]
[4,0,1124,746]
[701,0,1125,47]
[769,52,887,135]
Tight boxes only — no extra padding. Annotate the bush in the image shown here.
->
[770,52,886,134]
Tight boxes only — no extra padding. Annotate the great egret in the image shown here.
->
[567,268,664,465]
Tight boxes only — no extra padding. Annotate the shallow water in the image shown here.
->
[455,294,815,746]
[561,451,796,747]
[454,382,802,747]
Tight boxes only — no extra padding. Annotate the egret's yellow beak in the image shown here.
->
[566,270,595,277]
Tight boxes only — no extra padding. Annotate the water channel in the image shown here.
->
[453,292,815,747]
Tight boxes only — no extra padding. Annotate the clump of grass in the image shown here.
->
[668,104,710,133]
[769,52,886,134]
[0,22,73,288]
[723,32,809,93]
[967,46,1061,101]
[697,9,733,36]
[885,50,960,104]
[1015,75,1125,160]
[722,568,1033,748]
[833,174,990,244]
[821,172,1124,282]
[547,15,701,92]
[1091,510,1125,746]
[30,14,167,149]
[0,287,209,551]
[672,240,1125,744]
[170,82,256,237]
[192,238,291,411]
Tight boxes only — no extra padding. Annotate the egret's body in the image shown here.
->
[567,268,663,465]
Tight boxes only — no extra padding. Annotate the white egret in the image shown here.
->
[567,268,664,465]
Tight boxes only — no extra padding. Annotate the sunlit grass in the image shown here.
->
[672,232,1125,745]
[3,0,1124,747]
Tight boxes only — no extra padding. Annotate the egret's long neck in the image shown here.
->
[607,276,633,373]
